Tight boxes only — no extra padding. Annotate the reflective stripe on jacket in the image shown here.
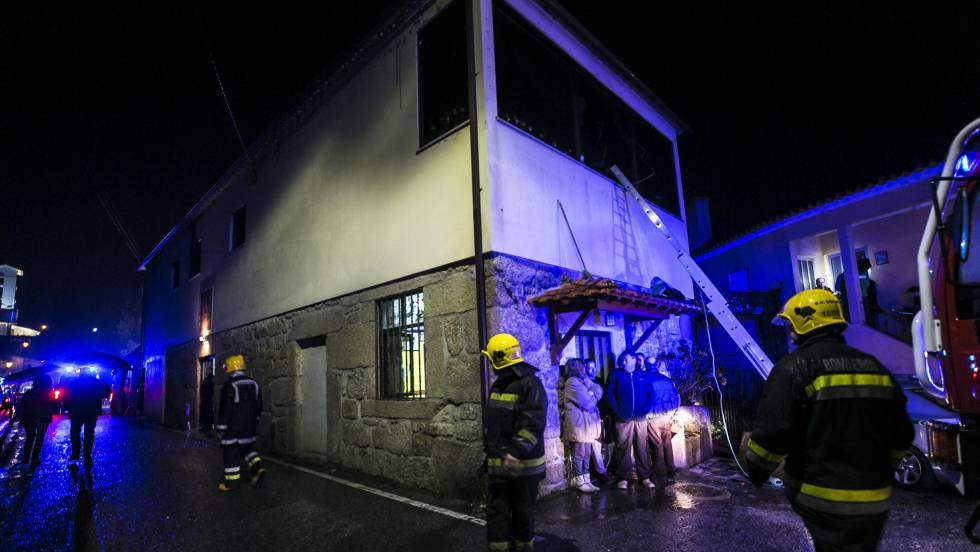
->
[484,362,547,479]
[217,372,263,439]
[746,333,914,515]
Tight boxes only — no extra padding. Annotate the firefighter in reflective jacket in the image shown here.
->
[216,354,267,491]
[744,289,914,551]
[483,333,547,552]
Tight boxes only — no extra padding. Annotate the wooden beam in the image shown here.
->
[625,319,664,355]
[550,308,593,365]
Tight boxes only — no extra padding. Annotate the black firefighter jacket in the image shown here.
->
[216,372,263,444]
[746,333,914,516]
[485,362,547,480]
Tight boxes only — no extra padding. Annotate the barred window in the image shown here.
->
[377,291,426,399]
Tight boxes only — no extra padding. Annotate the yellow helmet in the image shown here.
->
[224,354,245,373]
[773,289,847,335]
[482,333,523,371]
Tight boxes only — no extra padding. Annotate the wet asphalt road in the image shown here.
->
[1,414,978,551]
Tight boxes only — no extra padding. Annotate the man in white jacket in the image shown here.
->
[563,359,604,492]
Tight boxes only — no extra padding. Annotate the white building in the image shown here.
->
[697,164,942,376]
[139,0,694,496]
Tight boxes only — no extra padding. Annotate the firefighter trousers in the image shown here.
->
[221,437,264,486]
[487,476,540,551]
[792,502,888,551]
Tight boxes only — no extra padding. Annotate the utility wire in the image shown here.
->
[557,200,590,277]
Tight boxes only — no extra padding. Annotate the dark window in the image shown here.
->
[170,261,180,289]
[377,291,426,399]
[199,288,213,336]
[230,205,247,250]
[418,0,468,146]
[190,239,202,277]
[494,5,680,215]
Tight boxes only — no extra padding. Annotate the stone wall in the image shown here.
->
[161,252,689,499]
[484,253,686,495]
[164,263,485,498]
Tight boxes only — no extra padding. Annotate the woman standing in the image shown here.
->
[564,359,603,492]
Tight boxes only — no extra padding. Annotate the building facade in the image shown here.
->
[697,164,942,376]
[139,0,693,497]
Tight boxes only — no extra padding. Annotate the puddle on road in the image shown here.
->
[548,481,733,525]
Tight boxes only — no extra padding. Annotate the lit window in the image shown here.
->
[377,291,426,400]
[797,259,816,290]
[418,0,468,146]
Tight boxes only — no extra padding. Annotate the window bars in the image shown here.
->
[378,291,426,399]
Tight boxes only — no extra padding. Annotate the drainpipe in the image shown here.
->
[465,0,490,418]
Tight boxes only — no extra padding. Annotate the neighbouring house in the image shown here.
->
[696,163,943,377]
[138,0,698,498]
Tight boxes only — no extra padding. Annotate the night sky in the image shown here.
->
[3,1,978,359]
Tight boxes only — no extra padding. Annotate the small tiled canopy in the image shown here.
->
[527,277,701,364]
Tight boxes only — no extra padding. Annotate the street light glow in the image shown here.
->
[4,361,12,369]
[20,341,29,349]
[92,327,99,333]
[40,324,48,331]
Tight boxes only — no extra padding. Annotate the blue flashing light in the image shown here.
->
[956,153,977,176]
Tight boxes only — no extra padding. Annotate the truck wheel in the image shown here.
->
[893,447,938,492]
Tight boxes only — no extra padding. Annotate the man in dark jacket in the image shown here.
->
[66,369,111,463]
[216,354,266,491]
[17,374,56,471]
[482,333,547,552]
[644,358,679,488]
[605,352,654,490]
[745,289,914,551]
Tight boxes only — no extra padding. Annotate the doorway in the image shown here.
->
[574,330,614,384]
[199,356,216,431]
[298,336,328,455]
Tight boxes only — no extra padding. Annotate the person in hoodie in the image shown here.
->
[644,356,680,488]
[605,352,655,490]
[563,359,603,493]
[17,374,56,472]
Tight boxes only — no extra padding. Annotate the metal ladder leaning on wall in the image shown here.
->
[610,165,774,380]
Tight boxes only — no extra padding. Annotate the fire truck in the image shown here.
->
[908,118,980,497]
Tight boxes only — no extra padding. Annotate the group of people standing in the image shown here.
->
[12,370,110,473]
[563,350,680,493]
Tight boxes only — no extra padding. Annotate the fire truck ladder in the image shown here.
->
[611,165,774,380]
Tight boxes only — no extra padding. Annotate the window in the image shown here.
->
[574,331,613,384]
[170,260,180,289]
[230,205,247,250]
[377,291,426,399]
[418,0,468,146]
[199,288,213,336]
[190,239,202,278]
[797,259,816,291]
[828,254,844,287]
[494,4,680,215]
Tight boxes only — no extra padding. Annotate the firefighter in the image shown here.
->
[743,289,914,551]
[216,354,266,491]
[482,333,547,551]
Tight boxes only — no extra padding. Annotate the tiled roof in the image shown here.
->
[527,277,701,317]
